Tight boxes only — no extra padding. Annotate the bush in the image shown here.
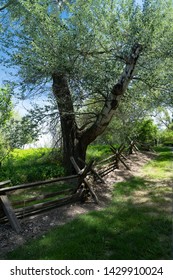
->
[160,129,173,146]
[135,119,158,144]
[0,148,64,185]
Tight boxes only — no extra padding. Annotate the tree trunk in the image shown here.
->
[52,43,142,174]
[52,73,87,173]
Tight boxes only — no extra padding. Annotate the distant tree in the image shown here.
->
[0,85,13,126]
[0,85,13,162]
[135,119,158,144]
[2,116,39,149]
[0,85,39,162]
[160,129,173,146]
[154,107,173,130]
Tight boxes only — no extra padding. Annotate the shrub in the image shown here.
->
[159,129,173,146]
[0,148,64,185]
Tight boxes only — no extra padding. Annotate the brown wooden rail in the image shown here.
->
[0,175,79,195]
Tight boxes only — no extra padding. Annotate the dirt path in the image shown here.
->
[0,151,171,259]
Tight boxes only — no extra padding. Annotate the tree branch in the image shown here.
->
[81,43,143,145]
[0,0,15,12]
[77,48,126,61]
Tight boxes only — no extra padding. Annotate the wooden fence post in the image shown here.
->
[0,195,21,233]
[110,144,130,170]
[70,157,99,204]
[78,157,105,183]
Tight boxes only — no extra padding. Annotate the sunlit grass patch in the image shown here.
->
[114,177,148,196]
[143,148,173,179]
[0,148,64,184]
[87,144,112,162]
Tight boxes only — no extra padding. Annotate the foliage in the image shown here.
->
[6,148,172,260]
[0,85,13,125]
[0,0,172,113]
[0,148,64,184]
[0,145,112,184]
[1,0,171,106]
[159,129,173,146]
[0,84,13,161]
[86,144,112,162]
[134,119,158,144]
[0,115,40,163]
[0,83,40,162]
[2,115,40,149]
[154,107,173,129]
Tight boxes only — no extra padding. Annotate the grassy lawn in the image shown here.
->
[86,144,113,162]
[0,148,65,185]
[5,147,173,260]
[143,146,173,179]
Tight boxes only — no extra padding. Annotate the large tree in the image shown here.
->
[0,0,173,173]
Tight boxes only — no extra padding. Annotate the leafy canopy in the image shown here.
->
[0,0,173,129]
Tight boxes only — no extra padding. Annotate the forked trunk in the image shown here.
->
[52,44,142,174]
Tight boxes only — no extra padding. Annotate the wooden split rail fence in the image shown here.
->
[94,144,131,179]
[0,157,99,233]
[127,139,139,154]
[0,141,143,233]
[128,137,155,153]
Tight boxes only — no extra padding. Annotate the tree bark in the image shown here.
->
[52,43,142,174]
[82,43,142,145]
[52,73,86,173]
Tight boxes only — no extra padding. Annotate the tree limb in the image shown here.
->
[0,0,15,12]
[81,43,143,145]
[77,48,126,61]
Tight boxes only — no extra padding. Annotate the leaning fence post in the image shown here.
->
[0,195,21,233]
[78,157,105,184]
[70,157,99,204]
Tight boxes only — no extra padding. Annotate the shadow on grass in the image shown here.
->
[114,177,148,196]
[152,147,173,162]
[6,194,172,260]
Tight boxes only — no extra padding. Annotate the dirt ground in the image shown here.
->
[0,150,169,259]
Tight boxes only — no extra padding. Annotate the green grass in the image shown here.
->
[0,145,113,185]
[8,182,74,208]
[6,200,172,260]
[143,146,173,179]
[0,145,113,210]
[86,144,113,162]
[0,148,65,185]
[5,147,172,260]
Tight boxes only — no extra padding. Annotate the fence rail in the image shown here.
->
[0,175,79,195]
[0,158,97,232]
